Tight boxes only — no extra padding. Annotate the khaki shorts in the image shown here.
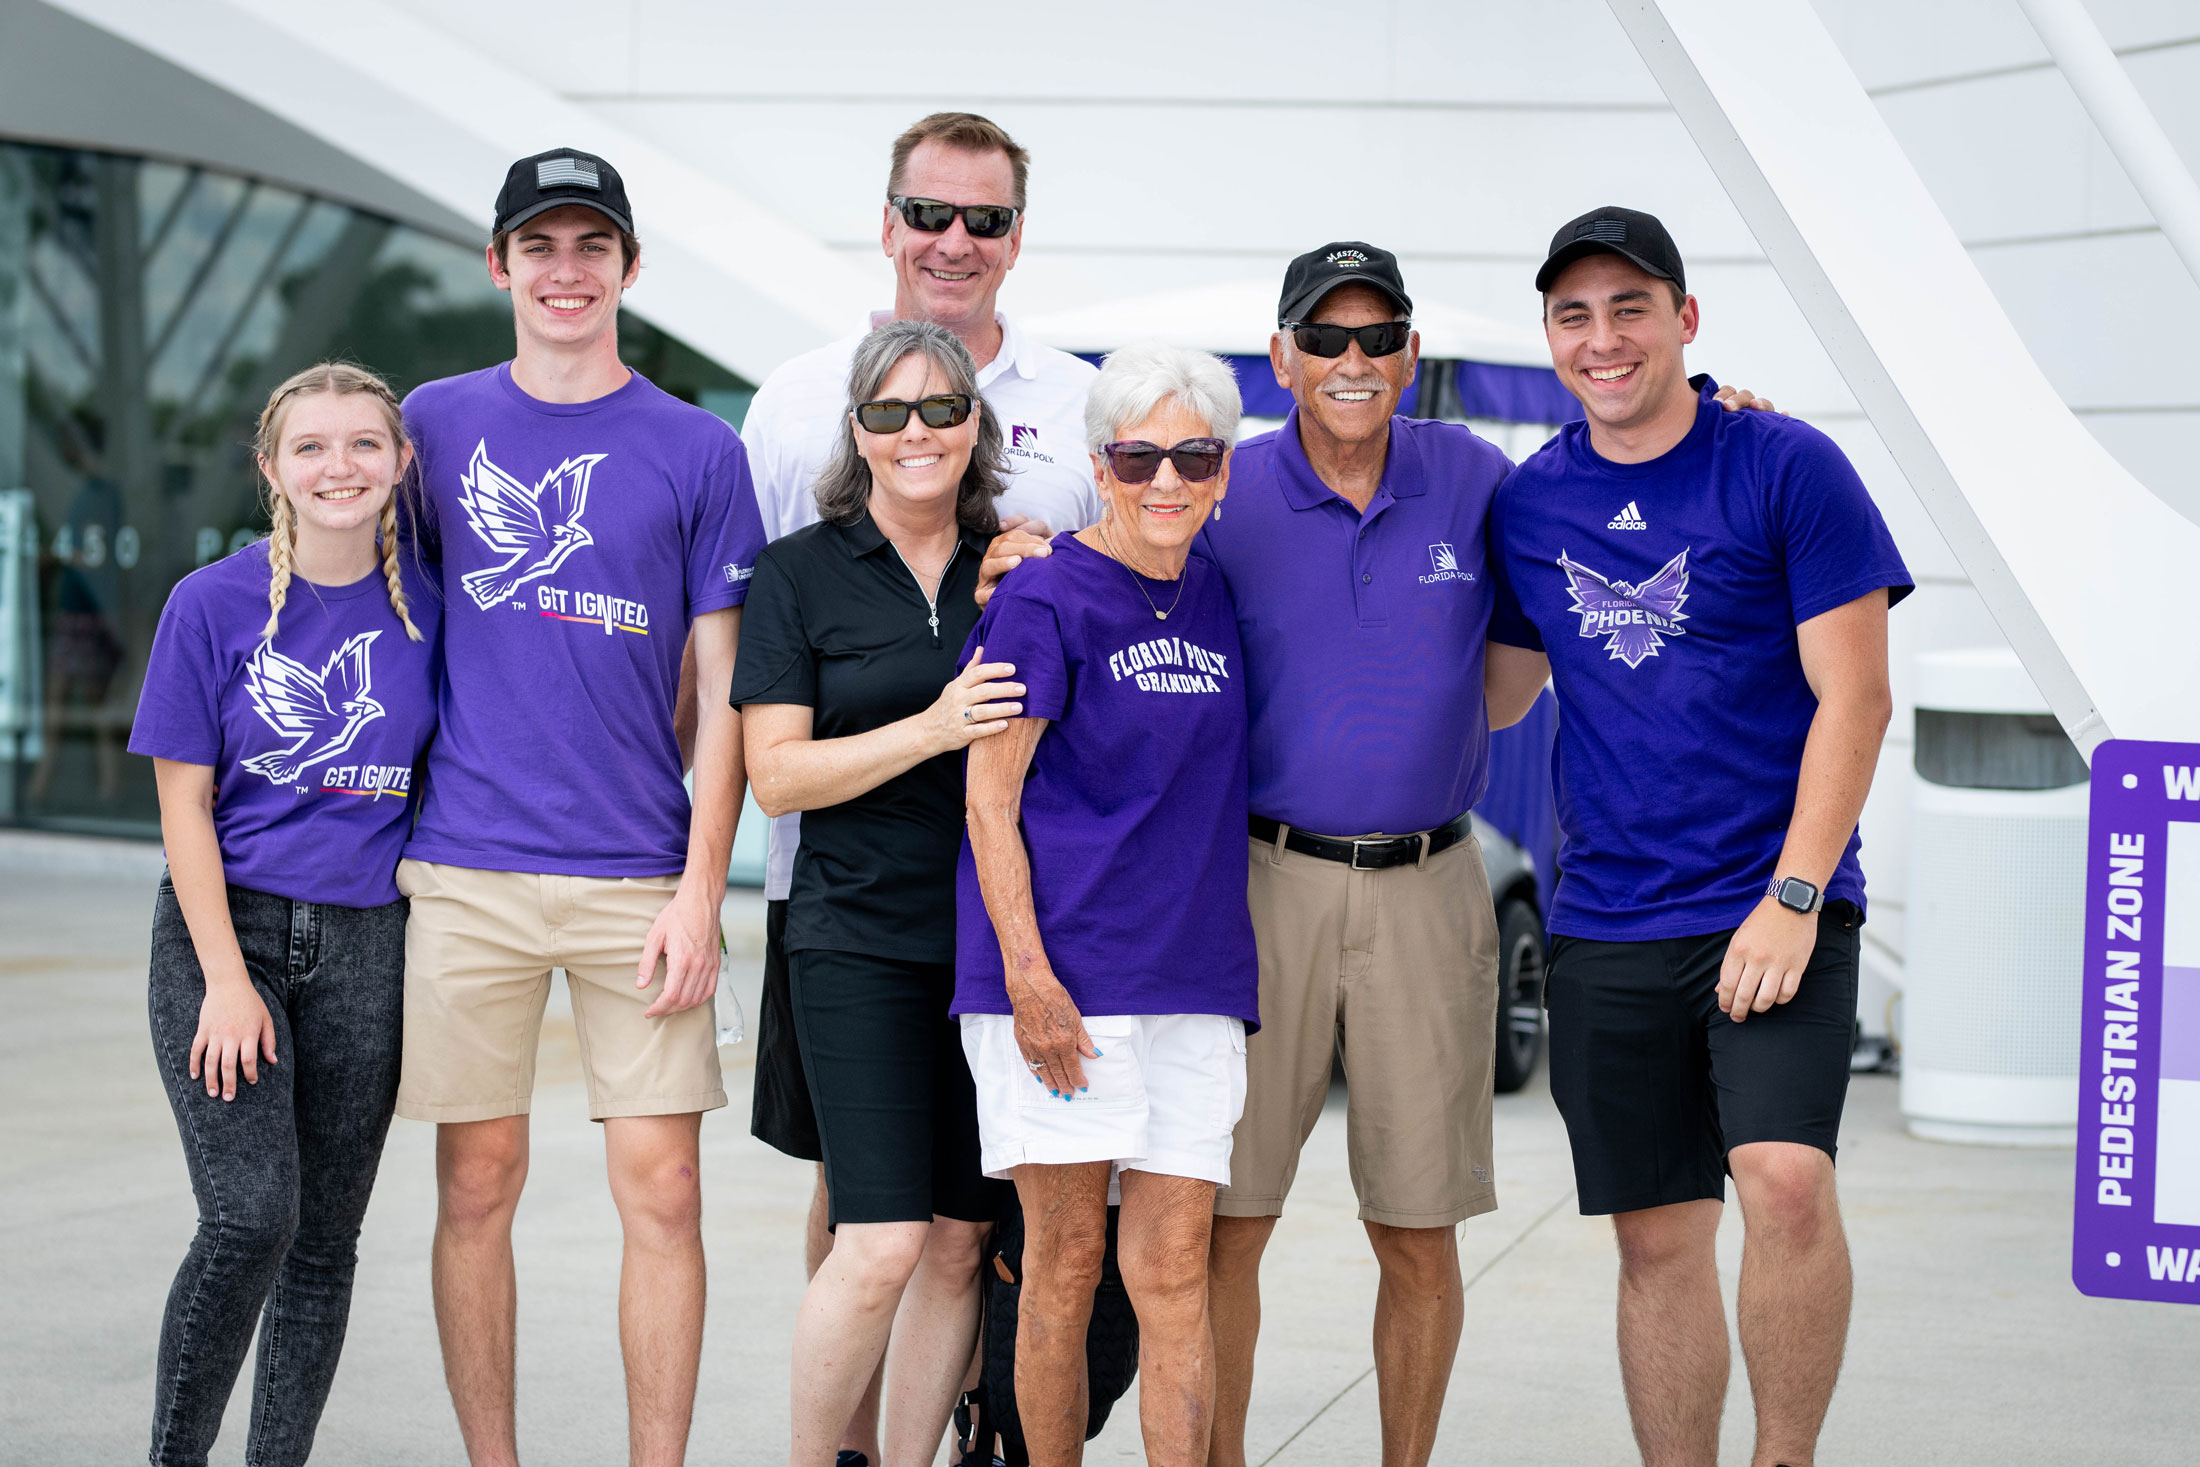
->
[394,860,726,1123]
[1216,831,1500,1228]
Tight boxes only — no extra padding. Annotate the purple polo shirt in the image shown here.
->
[1197,410,1512,837]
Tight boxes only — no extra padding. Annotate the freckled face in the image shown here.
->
[263,393,409,537]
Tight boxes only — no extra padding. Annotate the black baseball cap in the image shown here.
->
[1277,241,1413,325]
[1535,206,1685,294]
[493,147,634,236]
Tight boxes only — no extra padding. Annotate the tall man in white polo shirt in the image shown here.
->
[734,110,1096,1467]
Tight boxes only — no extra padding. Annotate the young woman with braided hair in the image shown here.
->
[128,362,441,1466]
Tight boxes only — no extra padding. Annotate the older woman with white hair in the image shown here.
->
[955,342,1258,1467]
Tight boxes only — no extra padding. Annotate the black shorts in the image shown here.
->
[787,946,1009,1227]
[1547,902,1861,1216]
[749,900,822,1161]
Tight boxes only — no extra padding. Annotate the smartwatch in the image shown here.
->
[1767,875,1824,914]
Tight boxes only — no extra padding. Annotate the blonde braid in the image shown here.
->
[379,495,423,642]
[261,491,296,641]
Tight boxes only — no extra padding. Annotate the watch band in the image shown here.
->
[1767,875,1825,913]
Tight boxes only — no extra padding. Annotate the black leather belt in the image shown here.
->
[1248,812,1473,871]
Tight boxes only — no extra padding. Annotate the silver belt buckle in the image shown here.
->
[1350,837,1382,871]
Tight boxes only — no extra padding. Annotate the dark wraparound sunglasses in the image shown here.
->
[1283,319,1413,359]
[891,195,1020,239]
[855,394,974,434]
[1101,438,1227,484]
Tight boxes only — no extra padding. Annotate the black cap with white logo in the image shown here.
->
[1535,206,1685,294]
[493,147,634,236]
[1277,241,1413,325]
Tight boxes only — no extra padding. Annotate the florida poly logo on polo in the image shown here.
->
[456,440,707,637]
[1559,548,1690,669]
[1109,635,1232,693]
[1420,541,1478,585]
[240,631,411,797]
[1007,422,1056,466]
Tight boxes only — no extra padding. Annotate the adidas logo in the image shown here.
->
[1607,501,1647,531]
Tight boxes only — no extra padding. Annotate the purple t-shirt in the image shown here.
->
[1197,411,1513,837]
[129,541,441,908]
[1489,377,1913,939]
[401,364,765,876]
[953,535,1258,1028]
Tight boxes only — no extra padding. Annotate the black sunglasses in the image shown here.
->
[891,195,1019,240]
[854,394,974,434]
[1282,319,1413,359]
[1101,438,1227,485]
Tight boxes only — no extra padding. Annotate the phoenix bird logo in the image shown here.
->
[1559,548,1690,669]
[456,441,605,610]
[239,631,385,785]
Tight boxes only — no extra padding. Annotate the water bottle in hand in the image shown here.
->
[715,930,744,1046]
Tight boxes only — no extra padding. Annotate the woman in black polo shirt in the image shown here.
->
[733,320,1021,1466]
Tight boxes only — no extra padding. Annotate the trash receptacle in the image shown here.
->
[1900,648,2086,1145]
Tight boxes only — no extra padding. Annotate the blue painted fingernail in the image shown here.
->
[1078,1086,1088,1093]
[1094,1049,1105,1057]
[1049,1088,1059,1097]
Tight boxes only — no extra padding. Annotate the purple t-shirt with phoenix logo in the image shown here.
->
[953,535,1259,1028]
[402,364,764,876]
[130,540,441,908]
[1488,377,1912,940]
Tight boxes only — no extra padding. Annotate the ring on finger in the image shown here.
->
[964,707,974,722]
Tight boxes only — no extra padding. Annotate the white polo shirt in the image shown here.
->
[742,308,1100,899]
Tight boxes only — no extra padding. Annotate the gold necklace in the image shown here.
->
[1096,520,1186,621]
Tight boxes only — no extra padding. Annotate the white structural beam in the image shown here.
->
[45,0,876,385]
[1607,0,2200,754]
[2017,0,2200,294]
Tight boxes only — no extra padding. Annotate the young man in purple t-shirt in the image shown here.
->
[1487,207,1911,1467]
[395,150,761,1466]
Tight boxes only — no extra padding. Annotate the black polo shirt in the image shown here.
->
[729,509,990,962]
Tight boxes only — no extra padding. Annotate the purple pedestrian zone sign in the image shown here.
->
[2073,739,2200,1303]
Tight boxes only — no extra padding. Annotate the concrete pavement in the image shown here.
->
[3,842,2196,1464]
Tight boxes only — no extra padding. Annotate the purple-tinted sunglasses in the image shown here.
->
[1101,438,1226,484]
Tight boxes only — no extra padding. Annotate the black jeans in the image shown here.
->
[146,878,405,1467]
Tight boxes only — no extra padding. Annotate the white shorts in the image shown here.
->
[960,1012,1248,1194]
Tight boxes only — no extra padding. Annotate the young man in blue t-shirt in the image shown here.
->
[1486,206,1911,1467]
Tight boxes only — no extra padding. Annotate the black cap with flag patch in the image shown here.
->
[494,148,633,236]
[1277,241,1413,325]
[1535,206,1685,294]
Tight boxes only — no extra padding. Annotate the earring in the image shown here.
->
[1214,502,1221,520]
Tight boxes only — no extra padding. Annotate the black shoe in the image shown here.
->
[836,1454,869,1467]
